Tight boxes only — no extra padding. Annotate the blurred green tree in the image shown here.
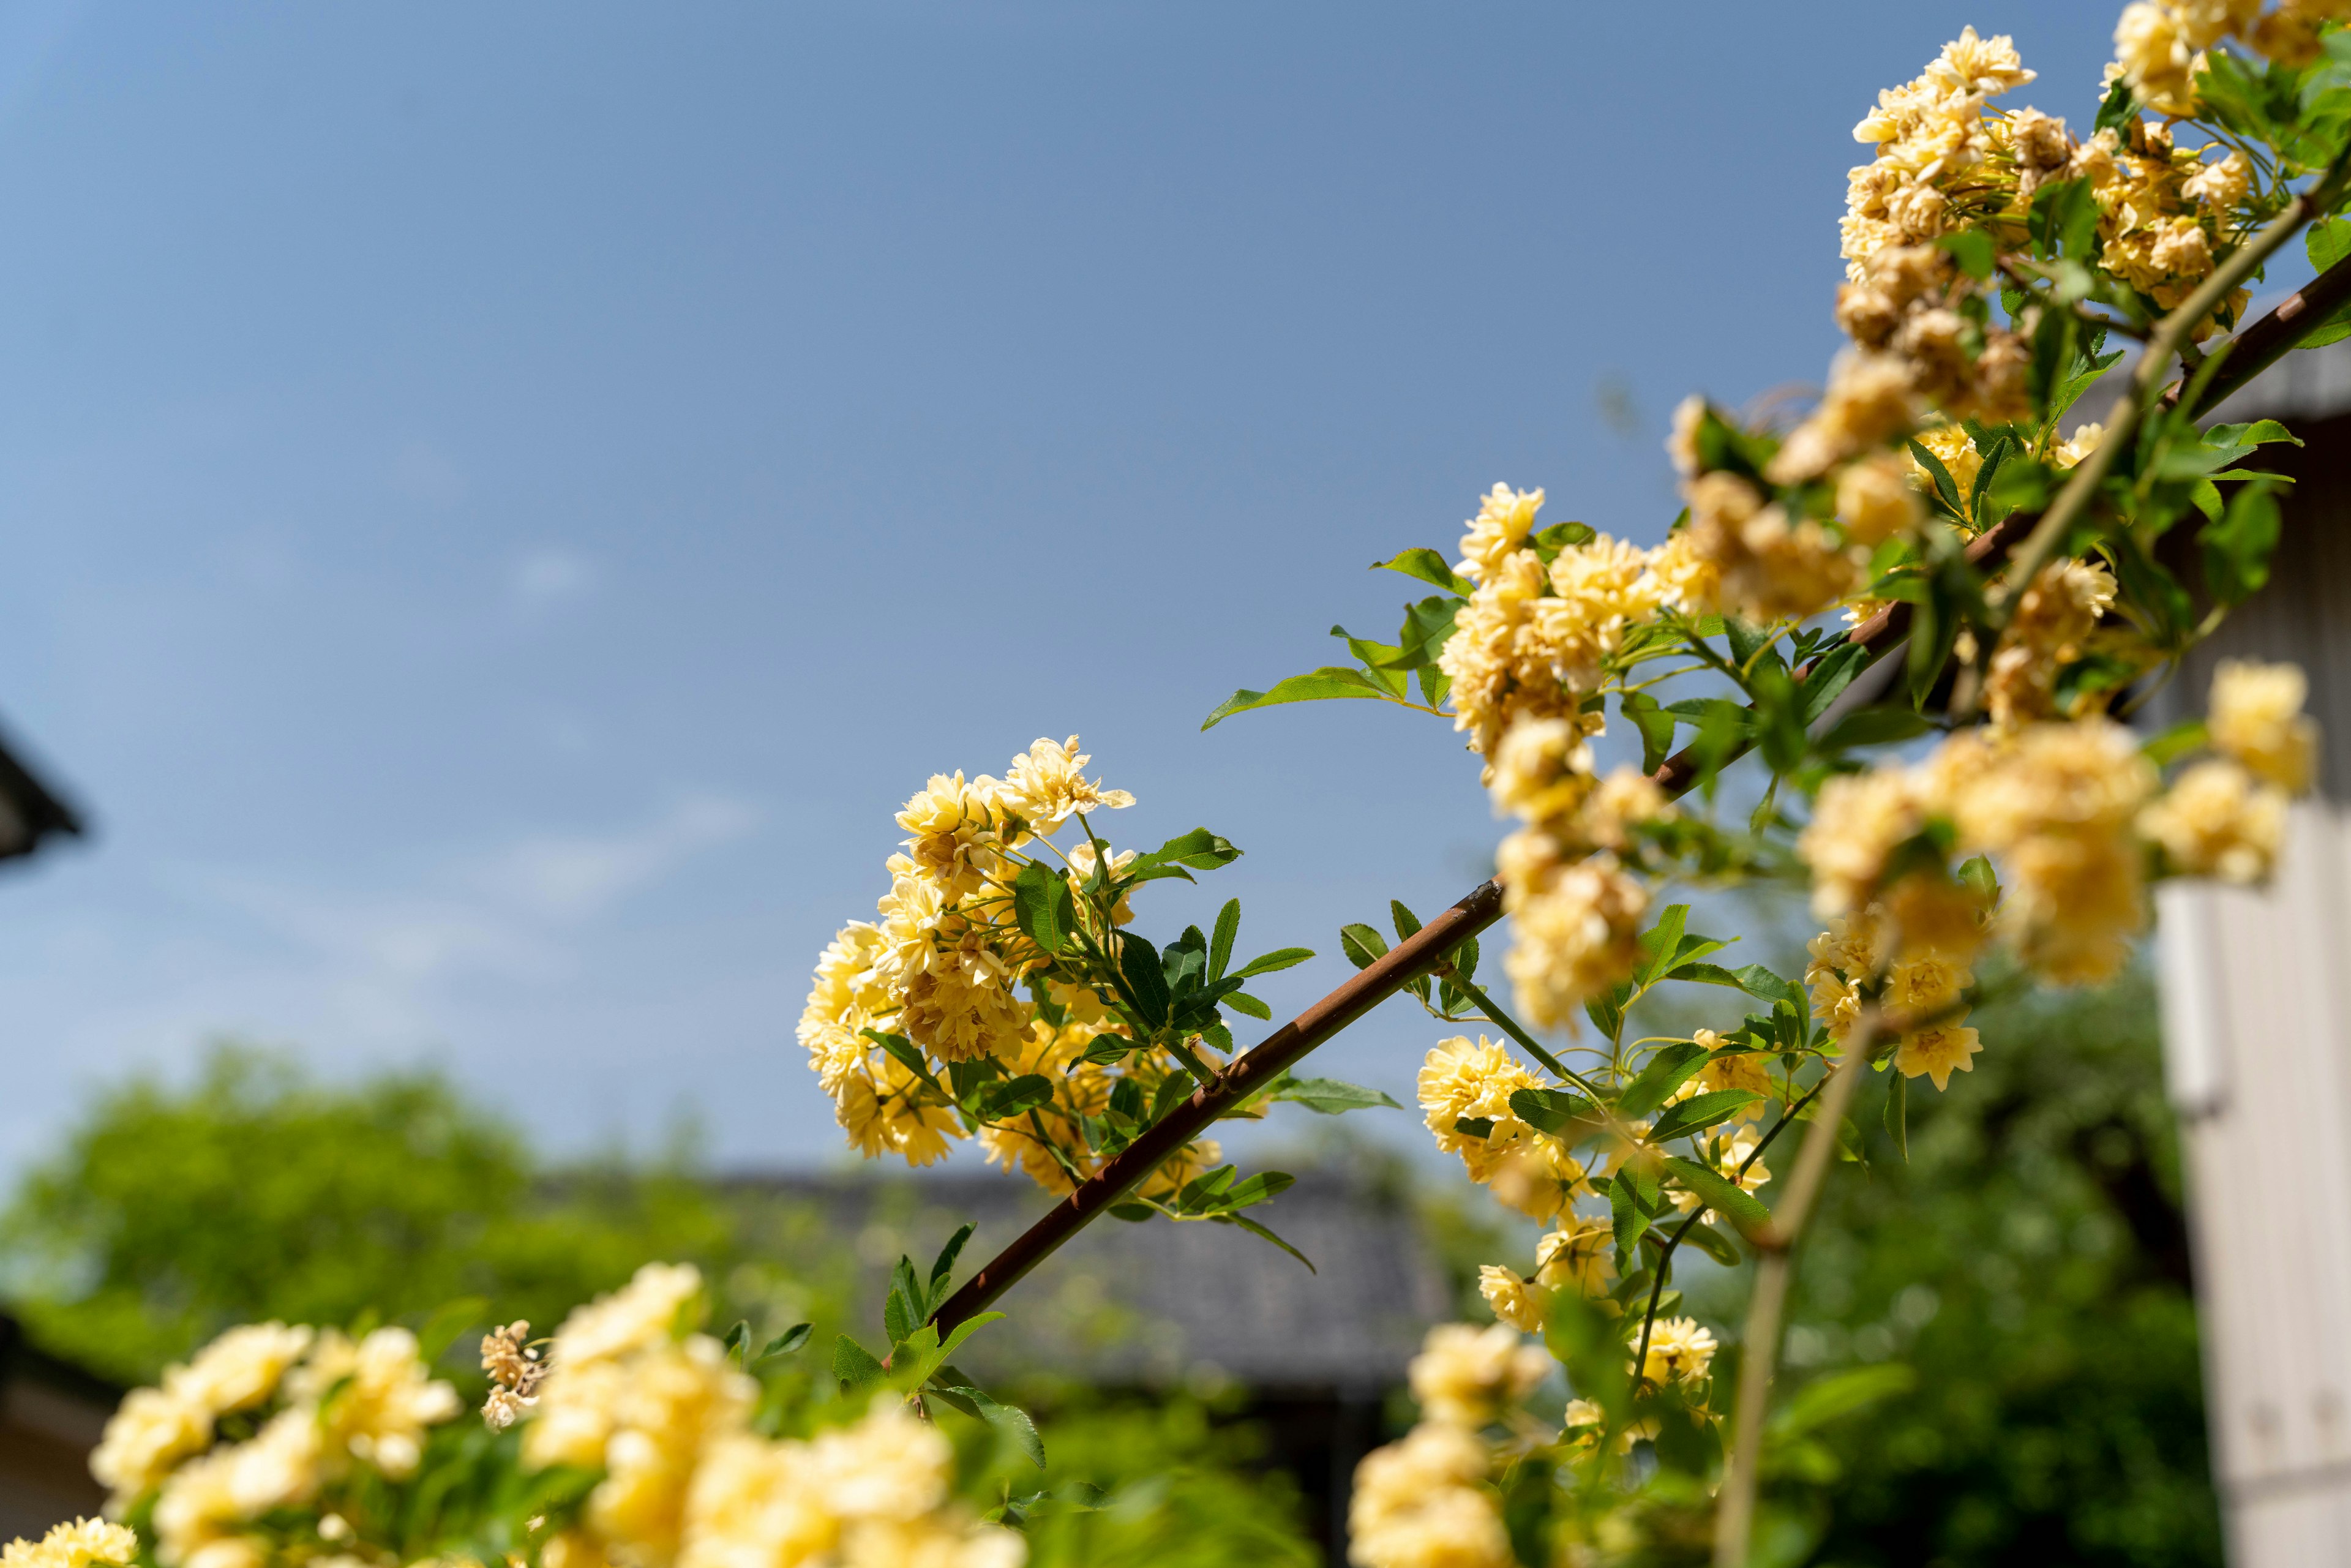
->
[1739,971,2222,1567]
[0,1045,742,1385]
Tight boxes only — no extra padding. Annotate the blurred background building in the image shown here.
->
[2158,338,2351,1564]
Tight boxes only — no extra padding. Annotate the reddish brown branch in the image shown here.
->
[932,878,1505,1334]
[931,250,2347,1337]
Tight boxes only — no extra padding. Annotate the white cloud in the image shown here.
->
[473,795,760,920]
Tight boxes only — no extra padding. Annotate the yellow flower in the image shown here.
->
[1454,484,1545,585]
[2208,659,2318,794]
[1407,1324,1551,1429]
[1909,423,1979,498]
[2140,759,2285,883]
[1417,1037,1544,1185]
[1502,855,1649,1030]
[1835,450,1923,547]
[0,1520,141,1568]
[1895,1022,1983,1090]
[1637,1317,1718,1386]
[163,1323,315,1418]
[1349,1422,1509,1568]
[91,1386,211,1504]
[997,735,1134,831]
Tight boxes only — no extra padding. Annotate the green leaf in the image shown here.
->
[1454,1116,1497,1139]
[1767,1364,1918,1440]
[1635,905,1690,989]
[1907,438,1962,513]
[1885,1068,1908,1162]
[761,1324,814,1360]
[1609,1162,1652,1258]
[1209,898,1241,980]
[1223,990,1272,1021]
[1818,704,1934,752]
[1509,1087,1600,1134]
[1116,932,1172,1028]
[416,1296,491,1365]
[833,1334,887,1392]
[1937,228,1994,279]
[1730,964,1804,1016]
[1009,860,1073,956]
[1648,1090,1763,1144]
[1682,1221,1743,1268]
[1213,1212,1316,1272]
[1374,546,1474,596]
[1529,519,1597,560]
[1338,922,1388,970]
[2201,476,2284,605]
[1220,1171,1295,1210]
[2142,718,2210,767]
[1617,1041,1710,1118]
[1661,1155,1771,1240]
[1232,946,1313,980]
[1390,899,1423,943]
[1621,689,1678,773]
[976,1074,1054,1122]
[1268,1075,1402,1114]
[1201,667,1409,730]
[1131,827,1243,877]
[2313,216,2351,273]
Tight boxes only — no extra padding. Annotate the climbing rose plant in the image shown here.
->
[46,6,2351,1568]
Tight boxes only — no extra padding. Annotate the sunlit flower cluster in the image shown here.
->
[2113,0,2351,119]
[1842,28,2038,279]
[91,1321,460,1568]
[799,737,1219,1194]
[1438,486,1705,765]
[0,1520,139,1568]
[2071,116,2251,331]
[517,1265,1020,1568]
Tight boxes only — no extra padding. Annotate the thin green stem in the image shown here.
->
[1980,145,2351,678]
[1446,969,1610,1100]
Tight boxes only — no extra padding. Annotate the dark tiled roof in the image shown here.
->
[724,1168,1450,1395]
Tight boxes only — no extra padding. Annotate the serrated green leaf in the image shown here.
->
[1201,667,1409,730]
[833,1334,887,1391]
[1373,546,1474,596]
[1618,1041,1710,1118]
[1269,1075,1401,1114]
[1648,1089,1763,1144]
[1661,1155,1771,1240]
[1232,946,1313,979]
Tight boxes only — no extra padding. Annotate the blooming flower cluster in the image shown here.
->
[796,737,1229,1198]
[523,1265,1021,1568]
[2115,0,2351,116]
[1437,486,1711,766]
[1348,1326,1550,1568]
[0,1521,138,1568]
[91,1321,460,1568]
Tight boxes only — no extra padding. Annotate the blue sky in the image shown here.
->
[0,1,2128,1175]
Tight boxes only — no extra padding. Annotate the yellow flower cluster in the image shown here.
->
[974,1014,1224,1199]
[2115,0,2351,118]
[1483,716,1669,1030]
[1802,661,2316,1009]
[1437,485,1708,765]
[1349,1326,1550,1568]
[2072,116,2250,330]
[1984,558,2125,727]
[1805,910,1984,1090]
[2139,659,2315,880]
[526,1264,1021,1568]
[1681,467,1872,621]
[0,1521,138,1568]
[91,1323,460,1568]
[1477,1219,1612,1334]
[1842,28,2039,279]
[799,737,1145,1169]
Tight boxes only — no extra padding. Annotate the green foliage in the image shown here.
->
[999,1395,1321,1568]
[0,1045,744,1384]
[1738,973,2221,1567]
